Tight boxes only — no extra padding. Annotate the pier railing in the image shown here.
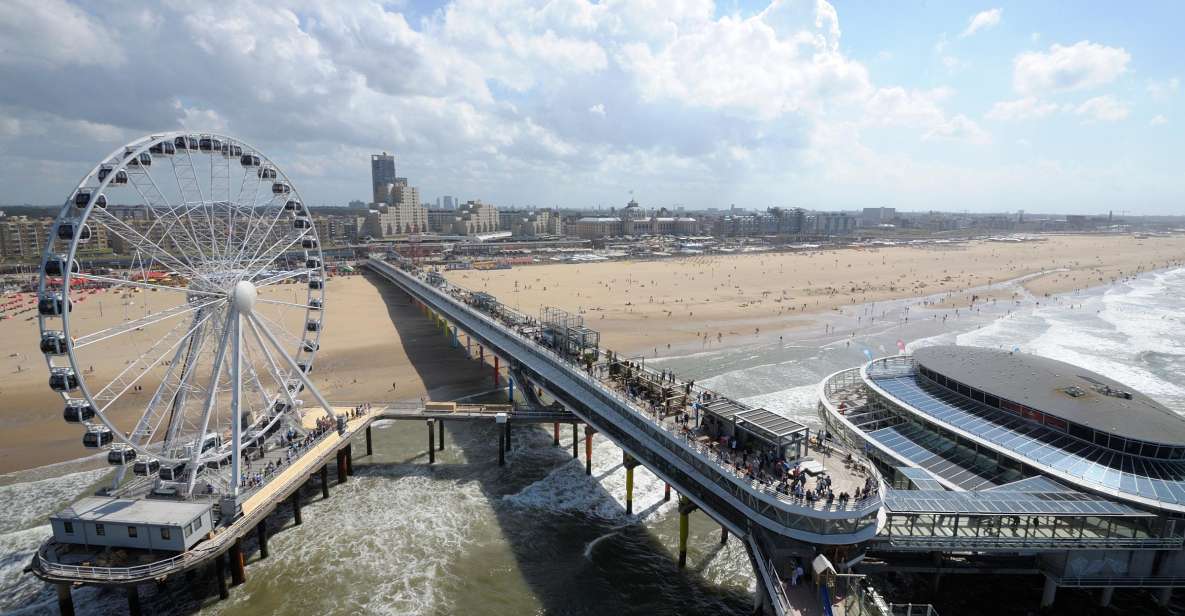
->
[368,259,884,541]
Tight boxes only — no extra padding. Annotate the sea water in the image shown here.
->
[3,268,1184,615]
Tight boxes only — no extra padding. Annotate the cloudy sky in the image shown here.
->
[0,0,1180,213]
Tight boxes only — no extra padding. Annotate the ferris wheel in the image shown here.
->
[37,131,337,499]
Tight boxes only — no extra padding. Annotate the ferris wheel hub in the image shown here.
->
[231,280,257,315]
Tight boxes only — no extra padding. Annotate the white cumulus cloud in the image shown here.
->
[960,8,1002,38]
[1149,115,1168,126]
[924,114,992,145]
[1073,95,1130,123]
[986,97,1059,121]
[1013,41,1130,96]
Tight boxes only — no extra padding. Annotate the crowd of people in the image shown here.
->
[237,405,371,492]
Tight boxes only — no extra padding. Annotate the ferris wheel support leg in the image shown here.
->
[230,312,243,497]
[187,310,235,496]
[246,312,337,420]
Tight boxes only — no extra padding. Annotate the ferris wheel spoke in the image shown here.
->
[253,267,313,288]
[242,227,310,282]
[72,296,225,349]
[256,297,315,310]
[90,209,206,281]
[124,164,210,274]
[92,310,215,410]
[234,196,290,274]
[244,315,299,411]
[162,310,218,453]
[227,194,283,274]
[170,151,218,263]
[252,310,305,349]
[127,337,191,445]
[71,272,222,297]
[247,312,336,418]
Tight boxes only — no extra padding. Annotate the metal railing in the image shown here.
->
[889,604,941,616]
[375,260,884,518]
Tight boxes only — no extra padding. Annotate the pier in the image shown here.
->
[363,257,887,615]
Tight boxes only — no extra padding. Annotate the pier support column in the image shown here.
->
[427,419,436,464]
[664,483,671,502]
[677,496,698,570]
[1156,588,1173,606]
[320,465,330,499]
[720,525,728,544]
[1040,576,1057,608]
[213,555,229,599]
[292,492,302,525]
[493,356,500,387]
[625,466,635,515]
[126,586,142,616]
[346,443,354,476]
[553,422,560,446]
[55,583,74,616]
[623,453,638,515]
[438,419,445,450]
[467,335,471,356]
[336,450,347,484]
[572,424,579,458]
[366,426,373,456]
[257,520,269,559]
[229,540,246,587]
[1099,586,1114,607]
[678,505,690,569]
[479,345,484,362]
[498,414,508,466]
[585,426,595,476]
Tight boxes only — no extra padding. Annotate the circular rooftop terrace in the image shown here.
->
[912,345,1185,446]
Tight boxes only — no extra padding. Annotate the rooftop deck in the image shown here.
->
[865,360,1185,513]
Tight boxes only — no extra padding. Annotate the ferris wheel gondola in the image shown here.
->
[37,132,337,499]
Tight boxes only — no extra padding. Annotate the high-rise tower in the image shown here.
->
[370,152,396,205]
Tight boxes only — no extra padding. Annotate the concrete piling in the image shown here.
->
[365,425,373,456]
[623,453,638,515]
[493,356,500,386]
[572,424,579,458]
[320,465,330,499]
[720,526,728,544]
[345,444,354,476]
[585,426,595,475]
[55,583,74,616]
[678,509,690,569]
[257,520,269,559]
[126,586,141,616]
[553,422,560,446]
[438,419,445,450]
[229,540,246,586]
[497,414,508,466]
[336,450,347,484]
[664,483,671,502]
[213,554,228,599]
[427,419,436,464]
[292,492,303,525]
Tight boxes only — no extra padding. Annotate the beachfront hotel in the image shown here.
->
[819,345,1185,608]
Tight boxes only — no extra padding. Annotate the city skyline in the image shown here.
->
[0,1,1181,214]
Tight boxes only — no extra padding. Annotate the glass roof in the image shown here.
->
[897,467,947,491]
[883,488,1150,516]
[871,374,1185,511]
[869,423,1010,490]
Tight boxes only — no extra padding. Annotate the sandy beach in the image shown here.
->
[2,233,1183,474]
[0,272,488,474]
[445,234,1185,355]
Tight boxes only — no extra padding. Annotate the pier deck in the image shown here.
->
[32,406,377,586]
